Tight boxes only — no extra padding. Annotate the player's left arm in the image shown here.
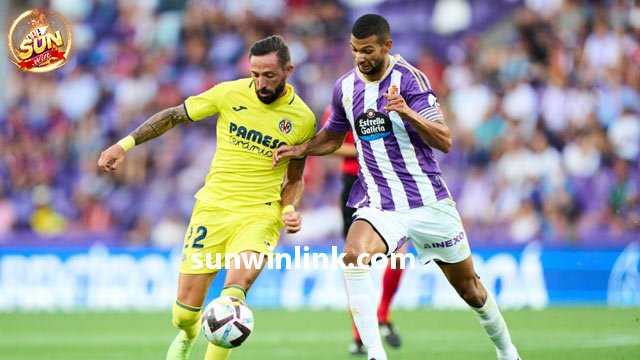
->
[383,93,452,153]
[280,158,306,234]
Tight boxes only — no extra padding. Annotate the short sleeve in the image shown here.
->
[299,113,317,145]
[183,82,228,121]
[325,82,351,134]
[404,75,444,122]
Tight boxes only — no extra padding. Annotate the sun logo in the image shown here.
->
[278,119,292,134]
[7,9,72,73]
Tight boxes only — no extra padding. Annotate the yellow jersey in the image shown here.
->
[183,78,316,212]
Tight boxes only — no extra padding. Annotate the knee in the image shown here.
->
[342,246,368,266]
[172,302,201,330]
[457,283,487,308]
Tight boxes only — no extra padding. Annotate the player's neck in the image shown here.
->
[276,85,289,100]
[363,56,391,82]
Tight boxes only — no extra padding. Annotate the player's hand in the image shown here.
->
[383,92,412,118]
[272,145,304,168]
[282,210,302,234]
[98,144,126,172]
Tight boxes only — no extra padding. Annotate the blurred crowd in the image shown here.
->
[0,0,638,246]
[440,0,640,243]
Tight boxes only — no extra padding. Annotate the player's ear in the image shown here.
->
[284,63,294,78]
[383,39,392,53]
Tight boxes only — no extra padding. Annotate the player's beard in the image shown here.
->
[357,58,385,76]
[256,81,286,104]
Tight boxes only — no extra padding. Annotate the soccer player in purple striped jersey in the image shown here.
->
[274,14,521,360]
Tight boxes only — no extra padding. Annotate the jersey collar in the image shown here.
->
[355,54,401,84]
[271,83,295,106]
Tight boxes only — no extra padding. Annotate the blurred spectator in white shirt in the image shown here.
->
[563,131,602,178]
[608,108,640,161]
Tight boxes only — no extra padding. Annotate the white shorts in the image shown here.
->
[353,198,471,265]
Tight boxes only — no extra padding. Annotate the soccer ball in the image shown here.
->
[201,296,254,348]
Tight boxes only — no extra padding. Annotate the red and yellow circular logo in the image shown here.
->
[7,9,72,73]
[278,119,292,134]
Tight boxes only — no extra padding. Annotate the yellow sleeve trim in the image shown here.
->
[116,135,136,152]
[282,205,295,214]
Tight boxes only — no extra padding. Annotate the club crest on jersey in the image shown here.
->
[428,93,443,114]
[355,108,392,142]
[278,119,292,134]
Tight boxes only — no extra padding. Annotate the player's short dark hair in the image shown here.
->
[250,35,291,68]
[351,14,390,43]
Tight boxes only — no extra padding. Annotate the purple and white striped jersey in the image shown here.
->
[326,54,451,211]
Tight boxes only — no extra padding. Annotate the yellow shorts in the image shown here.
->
[179,201,284,274]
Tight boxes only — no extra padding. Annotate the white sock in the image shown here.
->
[344,266,387,360]
[470,292,519,360]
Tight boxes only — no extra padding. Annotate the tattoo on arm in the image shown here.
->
[130,105,189,145]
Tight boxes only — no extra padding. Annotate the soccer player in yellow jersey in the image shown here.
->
[98,35,316,360]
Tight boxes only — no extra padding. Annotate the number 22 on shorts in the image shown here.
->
[185,225,207,248]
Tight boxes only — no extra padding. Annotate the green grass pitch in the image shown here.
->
[1,308,638,359]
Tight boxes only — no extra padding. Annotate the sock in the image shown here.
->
[220,285,247,301]
[351,316,361,341]
[377,265,404,324]
[344,267,387,360]
[172,301,202,340]
[204,285,248,360]
[205,343,232,360]
[470,292,519,359]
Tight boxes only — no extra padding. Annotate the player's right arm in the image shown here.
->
[319,105,356,159]
[129,105,190,145]
[274,82,351,166]
[272,128,347,167]
[98,105,189,172]
[331,142,357,158]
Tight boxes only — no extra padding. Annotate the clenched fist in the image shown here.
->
[98,144,126,172]
[282,209,302,234]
